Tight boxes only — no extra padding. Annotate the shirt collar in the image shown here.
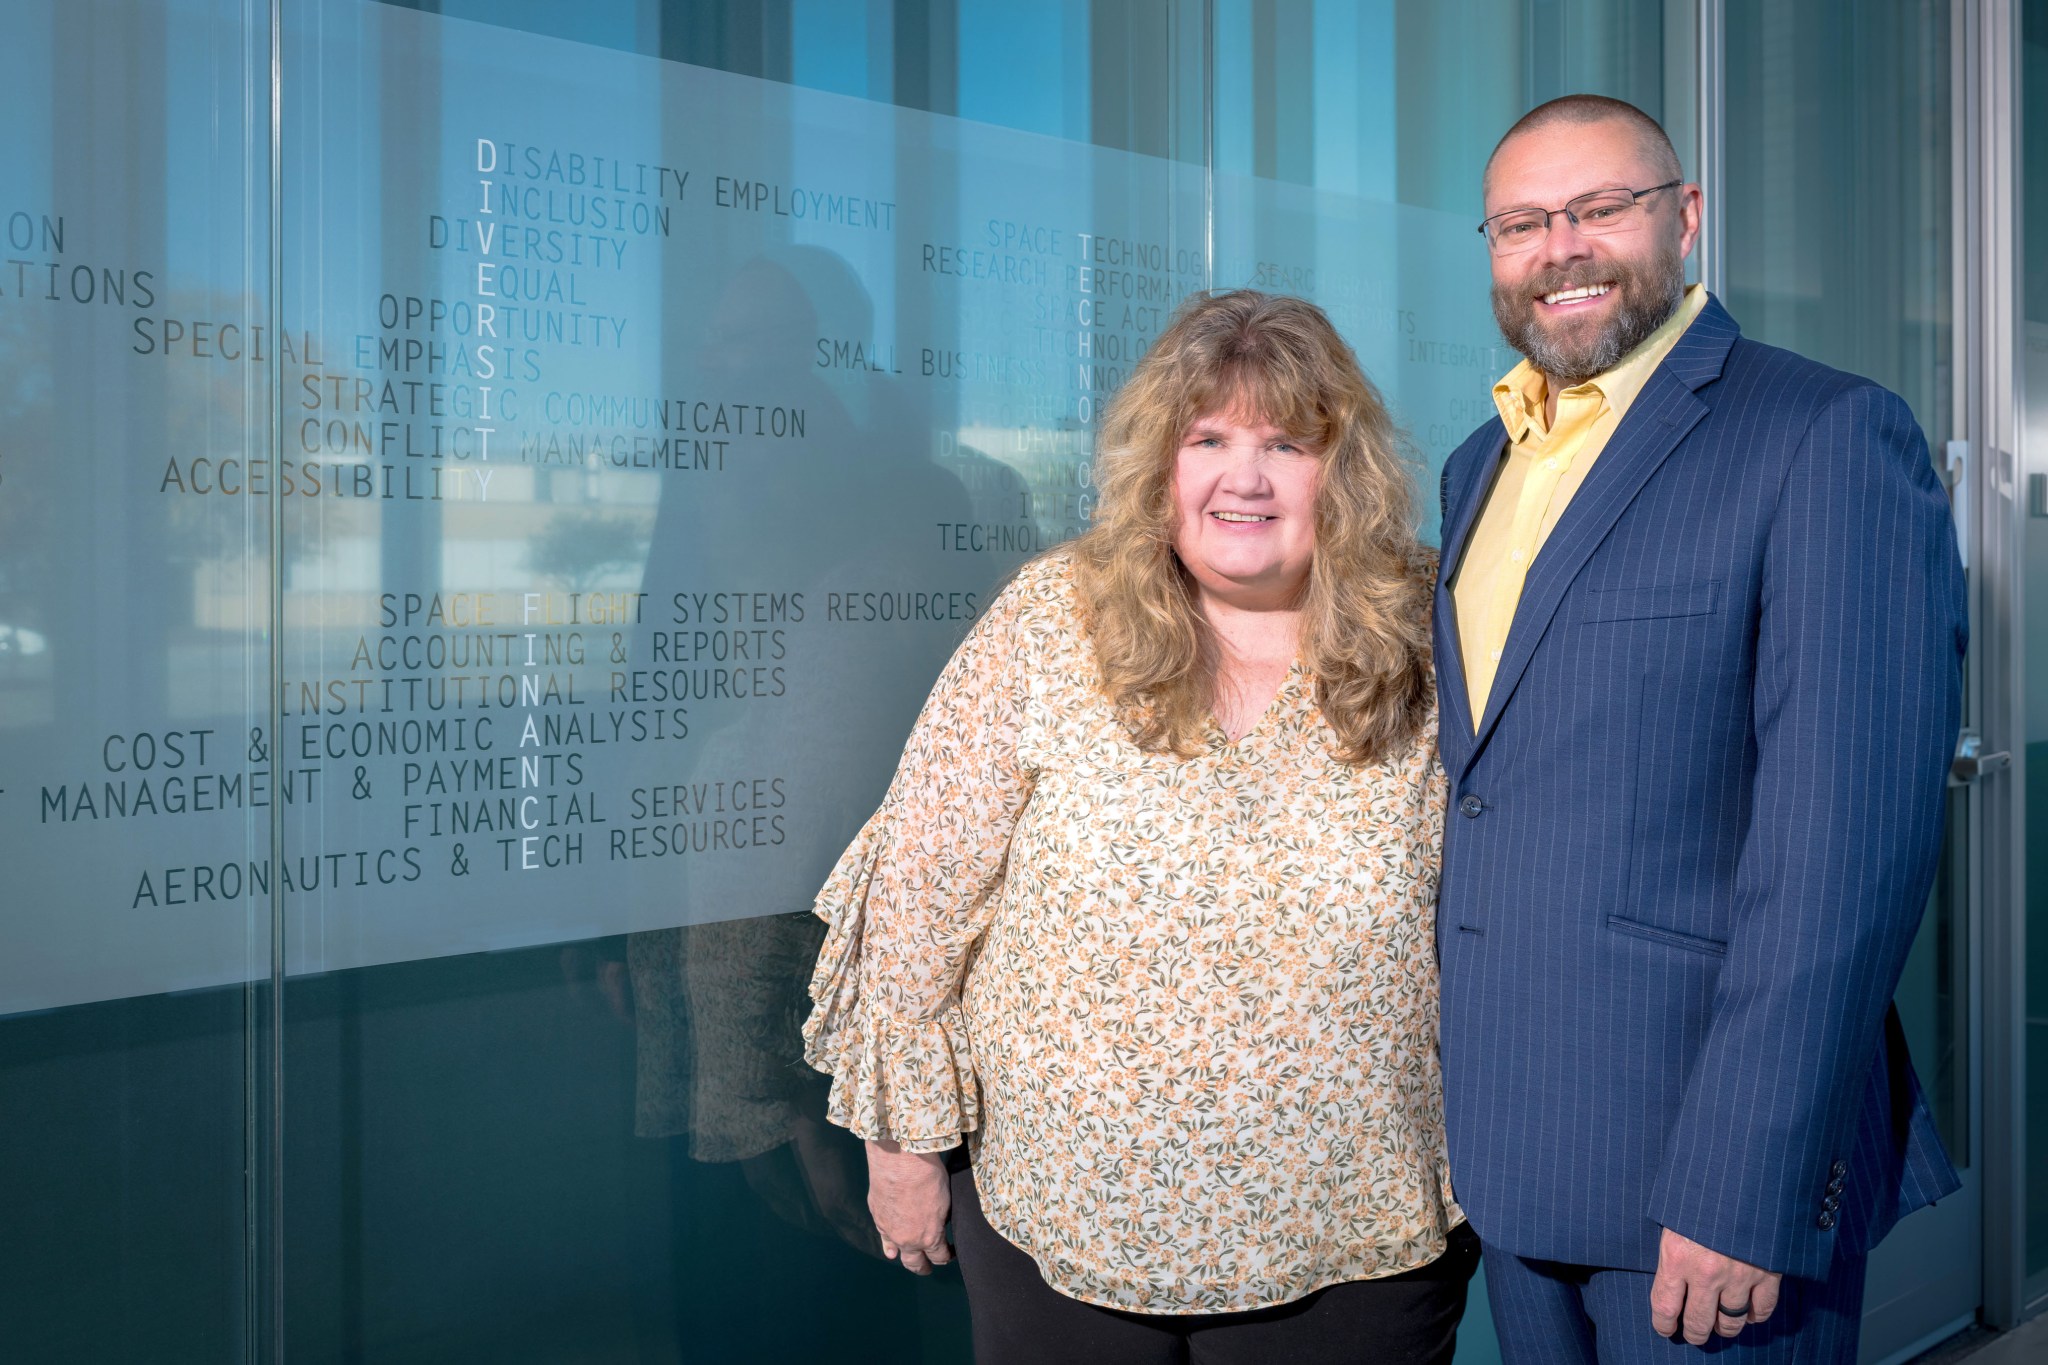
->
[1490,283,1709,444]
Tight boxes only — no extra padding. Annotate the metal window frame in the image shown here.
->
[1695,0,1724,297]
[1957,0,2035,1327]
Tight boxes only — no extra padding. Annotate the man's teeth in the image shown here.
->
[1543,283,1613,305]
[1212,511,1273,523]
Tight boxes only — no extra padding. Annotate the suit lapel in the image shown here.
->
[1439,425,1506,584]
[1435,423,1507,758]
[1454,296,1742,780]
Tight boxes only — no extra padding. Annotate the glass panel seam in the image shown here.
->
[1695,0,1725,296]
[1203,0,1214,289]
[265,0,286,1358]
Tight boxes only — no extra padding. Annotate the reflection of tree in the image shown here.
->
[0,308,54,601]
[523,509,651,584]
[0,311,56,714]
[2,292,278,720]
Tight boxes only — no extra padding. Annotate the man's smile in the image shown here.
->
[1538,281,1615,311]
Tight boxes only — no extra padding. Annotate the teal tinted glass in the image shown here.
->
[0,0,274,1356]
[1211,0,1682,544]
[33,2,2002,1361]
[274,2,1203,1359]
[1727,0,1961,1152]
[1725,0,1979,1347]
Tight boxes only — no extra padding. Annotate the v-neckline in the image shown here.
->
[1208,659,1304,749]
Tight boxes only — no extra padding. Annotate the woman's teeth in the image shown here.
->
[1212,512,1272,523]
[1543,283,1612,305]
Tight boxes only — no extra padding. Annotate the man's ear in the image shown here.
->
[1676,184,1705,260]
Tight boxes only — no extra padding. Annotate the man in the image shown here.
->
[1434,94,1965,1362]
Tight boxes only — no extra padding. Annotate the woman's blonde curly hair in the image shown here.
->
[1066,289,1434,765]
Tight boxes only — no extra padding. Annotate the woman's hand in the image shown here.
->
[865,1139,953,1273]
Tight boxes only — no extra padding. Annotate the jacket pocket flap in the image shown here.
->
[1606,914,1727,957]
[1579,579,1720,623]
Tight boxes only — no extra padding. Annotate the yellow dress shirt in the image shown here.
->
[1453,284,1708,725]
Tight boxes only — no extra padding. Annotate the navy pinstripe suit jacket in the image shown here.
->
[1433,295,1965,1281]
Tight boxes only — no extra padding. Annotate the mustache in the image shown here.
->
[1518,266,1621,298]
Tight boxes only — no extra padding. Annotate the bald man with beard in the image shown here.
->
[1431,95,1965,1363]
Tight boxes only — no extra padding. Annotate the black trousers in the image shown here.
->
[949,1166,1481,1365]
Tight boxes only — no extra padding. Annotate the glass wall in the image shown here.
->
[1725,0,1964,1133]
[12,0,2008,1360]
[1209,0,1691,541]
[273,2,1204,1359]
[1722,0,1978,1351]
[0,0,274,1357]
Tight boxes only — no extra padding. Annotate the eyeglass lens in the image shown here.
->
[1485,187,1664,253]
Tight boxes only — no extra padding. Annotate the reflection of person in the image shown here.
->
[626,914,873,1250]
[628,246,975,1203]
[622,246,977,1356]
[1435,96,1966,1360]
[805,291,1477,1363]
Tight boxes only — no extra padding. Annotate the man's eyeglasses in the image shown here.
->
[1476,180,1684,256]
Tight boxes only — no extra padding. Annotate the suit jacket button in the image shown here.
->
[1459,795,1485,818]
[1816,1211,1837,1230]
[1830,1159,1848,1178]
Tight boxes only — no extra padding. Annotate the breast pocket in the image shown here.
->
[1577,579,1721,624]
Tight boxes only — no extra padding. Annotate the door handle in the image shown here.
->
[1945,439,1970,569]
[1950,731,2012,785]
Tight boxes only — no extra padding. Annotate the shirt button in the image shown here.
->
[1459,795,1485,818]
[1545,459,1560,470]
[1509,548,1524,562]
[1490,649,1503,662]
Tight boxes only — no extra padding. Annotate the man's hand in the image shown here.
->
[865,1139,953,1274]
[1649,1227,1781,1345]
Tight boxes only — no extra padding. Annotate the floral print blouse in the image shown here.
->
[803,553,1459,1313]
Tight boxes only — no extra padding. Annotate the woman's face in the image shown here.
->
[1170,406,1320,612]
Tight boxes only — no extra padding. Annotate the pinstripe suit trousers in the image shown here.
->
[1480,1238,1866,1364]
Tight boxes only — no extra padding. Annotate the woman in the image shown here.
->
[804,290,1472,1363]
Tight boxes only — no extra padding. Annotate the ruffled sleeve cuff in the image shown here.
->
[802,826,980,1153]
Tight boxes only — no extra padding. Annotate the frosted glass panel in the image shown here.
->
[0,1,271,1357]
[272,2,1201,980]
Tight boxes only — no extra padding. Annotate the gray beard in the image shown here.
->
[1493,253,1685,387]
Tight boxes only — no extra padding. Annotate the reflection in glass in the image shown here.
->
[1211,3,1675,529]
[277,1,1201,1359]
[0,0,1807,1359]
[1725,0,1963,1154]
[0,0,273,1357]
[1723,5,1986,1350]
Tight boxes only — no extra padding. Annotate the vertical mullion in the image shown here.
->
[265,0,287,1358]
[1970,0,2031,1331]
[1202,0,1214,290]
[1695,0,1725,297]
